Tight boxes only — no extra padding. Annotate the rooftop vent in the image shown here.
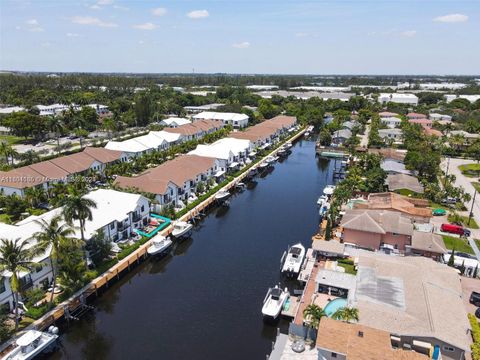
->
[358,331,364,338]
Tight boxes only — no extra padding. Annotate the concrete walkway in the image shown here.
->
[359,123,370,148]
[441,157,480,261]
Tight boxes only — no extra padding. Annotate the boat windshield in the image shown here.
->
[271,288,282,300]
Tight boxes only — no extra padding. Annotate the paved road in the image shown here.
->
[441,157,480,260]
[359,122,370,148]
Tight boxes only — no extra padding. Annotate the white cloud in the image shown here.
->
[400,30,417,37]
[132,22,157,30]
[25,19,44,32]
[232,41,250,49]
[66,32,80,37]
[433,13,468,23]
[295,32,308,37]
[97,0,114,5]
[41,42,52,48]
[138,40,145,45]
[187,10,209,19]
[90,4,101,10]
[71,16,118,27]
[113,5,129,10]
[152,7,167,16]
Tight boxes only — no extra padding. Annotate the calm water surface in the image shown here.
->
[49,139,335,360]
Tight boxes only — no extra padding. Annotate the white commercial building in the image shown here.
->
[192,111,249,129]
[378,93,418,105]
[419,83,467,90]
[445,94,480,103]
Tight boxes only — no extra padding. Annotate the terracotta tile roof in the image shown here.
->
[368,148,406,162]
[114,154,216,195]
[229,116,296,143]
[164,119,222,136]
[379,111,399,117]
[28,161,70,182]
[49,152,97,174]
[386,173,424,193]
[406,112,427,119]
[82,146,123,163]
[408,118,432,125]
[0,167,45,189]
[411,230,447,254]
[317,318,428,360]
[423,126,443,137]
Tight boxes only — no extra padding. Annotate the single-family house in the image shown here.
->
[378,128,403,143]
[406,112,427,120]
[381,159,412,175]
[332,129,352,146]
[429,113,452,122]
[378,111,399,118]
[381,116,402,128]
[386,173,424,194]
[340,209,414,252]
[163,119,223,141]
[409,118,432,128]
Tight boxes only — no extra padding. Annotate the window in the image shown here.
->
[110,223,115,230]
[36,264,43,273]
[141,205,144,212]
[442,346,454,352]
[331,353,337,358]
[0,279,5,293]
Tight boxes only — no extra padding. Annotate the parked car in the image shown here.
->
[441,197,458,205]
[471,291,480,306]
[440,223,471,237]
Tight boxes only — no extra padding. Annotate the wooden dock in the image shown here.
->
[281,295,300,318]
[28,128,307,332]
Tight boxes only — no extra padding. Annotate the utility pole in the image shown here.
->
[445,156,450,177]
[469,188,477,226]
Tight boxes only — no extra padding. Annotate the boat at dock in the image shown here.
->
[281,243,306,277]
[4,328,59,360]
[317,195,328,207]
[323,185,336,196]
[262,285,289,320]
[247,167,258,177]
[258,162,270,170]
[214,189,231,202]
[171,221,194,239]
[147,235,173,256]
[319,202,330,218]
[265,155,275,164]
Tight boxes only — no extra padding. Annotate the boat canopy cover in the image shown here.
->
[17,331,42,346]
[214,170,226,177]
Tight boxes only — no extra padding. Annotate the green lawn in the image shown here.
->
[337,259,357,275]
[447,214,479,229]
[472,182,480,193]
[429,201,450,211]
[442,235,474,254]
[459,163,480,178]
[0,214,12,224]
[0,134,26,145]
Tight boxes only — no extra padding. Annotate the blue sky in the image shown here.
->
[1,0,479,74]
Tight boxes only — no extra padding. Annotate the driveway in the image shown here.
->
[441,157,480,261]
[460,276,480,315]
[359,123,370,148]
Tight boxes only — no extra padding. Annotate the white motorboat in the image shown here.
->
[147,235,173,256]
[262,285,289,319]
[236,182,247,191]
[319,202,330,217]
[272,155,280,162]
[215,189,231,202]
[284,142,293,149]
[281,243,306,277]
[259,162,269,170]
[265,155,275,164]
[171,221,193,238]
[278,147,287,156]
[248,167,258,177]
[317,195,329,207]
[323,185,336,196]
[4,328,59,360]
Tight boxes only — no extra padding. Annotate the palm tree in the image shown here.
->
[0,142,18,165]
[0,238,40,331]
[332,307,359,323]
[31,215,75,303]
[24,186,46,208]
[303,304,326,339]
[61,190,97,242]
[48,117,65,153]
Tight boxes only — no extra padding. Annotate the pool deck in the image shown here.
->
[281,296,300,318]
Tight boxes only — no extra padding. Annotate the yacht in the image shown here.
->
[277,147,287,156]
[262,285,289,320]
[281,243,306,277]
[4,328,59,360]
[214,189,231,202]
[247,167,258,177]
[171,221,193,238]
[147,235,173,256]
[284,142,293,150]
[319,202,330,218]
[323,185,336,196]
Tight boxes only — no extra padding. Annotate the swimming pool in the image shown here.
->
[324,298,347,317]
[134,214,172,238]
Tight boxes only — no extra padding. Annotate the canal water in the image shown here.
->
[49,139,336,360]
